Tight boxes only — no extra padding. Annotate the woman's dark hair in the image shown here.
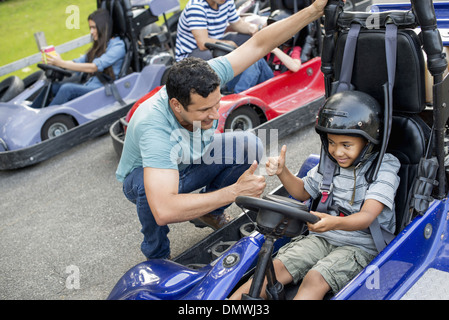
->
[165,57,221,110]
[86,9,115,79]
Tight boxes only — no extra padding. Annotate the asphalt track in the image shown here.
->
[0,0,431,301]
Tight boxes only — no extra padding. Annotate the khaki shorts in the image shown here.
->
[276,235,375,293]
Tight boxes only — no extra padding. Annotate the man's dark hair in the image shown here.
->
[166,57,221,110]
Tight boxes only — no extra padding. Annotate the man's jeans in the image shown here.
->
[123,131,263,260]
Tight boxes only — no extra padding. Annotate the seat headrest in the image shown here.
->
[337,10,417,29]
[100,0,127,38]
[333,28,426,114]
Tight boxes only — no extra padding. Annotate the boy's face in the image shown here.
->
[327,134,368,168]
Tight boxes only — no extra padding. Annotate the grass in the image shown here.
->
[0,0,97,82]
[0,0,188,82]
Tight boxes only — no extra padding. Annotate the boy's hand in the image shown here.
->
[307,211,337,232]
[265,145,287,176]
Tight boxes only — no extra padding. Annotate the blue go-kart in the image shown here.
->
[108,0,449,300]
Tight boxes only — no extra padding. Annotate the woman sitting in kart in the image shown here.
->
[39,8,126,106]
[231,90,401,300]
[225,9,302,94]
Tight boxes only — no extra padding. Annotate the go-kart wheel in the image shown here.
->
[225,106,260,131]
[0,75,25,102]
[205,42,237,57]
[41,115,76,140]
[237,195,319,224]
[23,70,45,89]
[236,195,319,238]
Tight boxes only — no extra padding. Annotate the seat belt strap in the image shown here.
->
[95,71,126,106]
[368,23,398,253]
[335,23,361,93]
[316,156,337,213]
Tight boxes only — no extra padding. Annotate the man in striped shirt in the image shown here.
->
[175,0,259,61]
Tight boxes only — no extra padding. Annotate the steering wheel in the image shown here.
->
[236,194,319,224]
[205,42,237,57]
[37,63,73,80]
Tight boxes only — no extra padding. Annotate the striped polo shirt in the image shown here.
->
[175,0,240,61]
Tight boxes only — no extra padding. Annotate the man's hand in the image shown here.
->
[233,160,266,198]
[265,145,287,176]
[312,0,346,14]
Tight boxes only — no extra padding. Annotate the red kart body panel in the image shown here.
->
[123,57,324,133]
[216,57,324,132]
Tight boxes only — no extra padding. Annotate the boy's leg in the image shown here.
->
[230,235,331,300]
[306,244,376,297]
[294,270,331,300]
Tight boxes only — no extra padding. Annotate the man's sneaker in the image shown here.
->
[190,212,232,230]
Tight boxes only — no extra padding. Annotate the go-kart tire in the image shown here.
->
[23,70,45,89]
[225,106,260,131]
[0,75,25,102]
[41,115,76,140]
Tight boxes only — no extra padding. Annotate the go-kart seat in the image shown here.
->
[99,0,141,76]
[328,9,432,234]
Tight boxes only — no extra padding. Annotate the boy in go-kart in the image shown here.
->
[231,90,401,300]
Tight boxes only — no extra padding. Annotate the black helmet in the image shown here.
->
[316,90,383,165]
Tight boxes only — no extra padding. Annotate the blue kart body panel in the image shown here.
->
[335,197,449,300]
[108,233,266,300]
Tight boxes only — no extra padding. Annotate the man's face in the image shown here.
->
[327,133,367,168]
[172,87,221,131]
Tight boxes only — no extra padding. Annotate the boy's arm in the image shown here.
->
[192,29,238,50]
[277,167,311,202]
[271,47,302,72]
[308,199,385,232]
[226,0,326,76]
[229,19,258,35]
